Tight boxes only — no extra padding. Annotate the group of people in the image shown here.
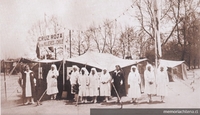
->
[19,64,59,105]
[19,63,169,105]
[127,64,169,103]
[69,65,112,103]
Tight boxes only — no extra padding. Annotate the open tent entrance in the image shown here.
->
[159,59,188,82]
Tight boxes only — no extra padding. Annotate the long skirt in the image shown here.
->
[100,83,111,96]
[79,86,89,97]
[89,86,99,96]
[128,84,141,98]
[157,83,168,96]
[47,78,58,95]
[144,81,156,95]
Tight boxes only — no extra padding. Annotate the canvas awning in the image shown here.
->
[159,59,185,68]
[66,52,147,72]
[20,58,62,63]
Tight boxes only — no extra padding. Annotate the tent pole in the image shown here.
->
[69,30,71,58]
[8,59,20,77]
[3,60,7,101]
[63,32,65,90]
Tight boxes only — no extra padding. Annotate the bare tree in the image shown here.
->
[119,26,136,59]
[28,15,65,59]
[134,0,182,48]
[71,30,91,56]
[88,25,106,53]
[102,19,118,55]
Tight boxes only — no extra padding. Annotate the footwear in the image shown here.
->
[24,101,29,105]
[119,100,122,103]
[31,101,35,104]
[94,100,97,103]
[161,100,165,103]
[54,95,57,100]
[134,100,138,104]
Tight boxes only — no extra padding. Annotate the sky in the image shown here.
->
[0,0,136,59]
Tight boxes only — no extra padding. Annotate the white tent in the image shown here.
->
[159,59,185,68]
[159,59,188,80]
[66,52,147,72]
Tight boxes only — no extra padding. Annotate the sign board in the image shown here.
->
[38,33,64,48]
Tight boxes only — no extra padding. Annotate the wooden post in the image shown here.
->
[69,30,72,58]
[63,33,65,90]
[3,60,7,101]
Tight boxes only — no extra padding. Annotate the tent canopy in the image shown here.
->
[66,52,147,72]
[159,59,185,68]
[20,58,62,63]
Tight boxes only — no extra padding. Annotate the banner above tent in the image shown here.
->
[66,52,147,72]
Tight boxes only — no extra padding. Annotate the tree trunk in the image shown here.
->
[193,59,196,69]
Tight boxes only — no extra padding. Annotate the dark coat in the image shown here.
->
[111,70,126,97]
[21,70,36,98]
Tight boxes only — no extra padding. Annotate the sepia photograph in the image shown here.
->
[1,0,200,115]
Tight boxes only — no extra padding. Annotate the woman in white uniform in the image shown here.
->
[127,66,141,103]
[156,65,169,102]
[100,68,111,102]
[89,68,100,103]
[78,67,89,103]
[144,64,156,103]
[46,64,59,100]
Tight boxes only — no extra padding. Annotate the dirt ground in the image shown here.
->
[1,69,200,115]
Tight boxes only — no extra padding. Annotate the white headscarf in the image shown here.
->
[146,64,154,72]
[80,67,89,75]
[130,65,138,72]
[51,64,59,76]
[72,65,79,72]
[101,68,108,75]
[89,68,98,76]
[158,64,167,72]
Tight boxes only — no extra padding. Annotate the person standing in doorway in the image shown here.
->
[46,64,59,100]
[21,65,36,105]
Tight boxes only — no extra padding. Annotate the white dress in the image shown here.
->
[25,71,32,97]
[78,74,89,96]
[144,70,156,95]
[89,74,100,96]
[46,70,59,95]
[127,72,141,98]
[156,70,169,96]
[70,71,79,85]
[100,73,111,96]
